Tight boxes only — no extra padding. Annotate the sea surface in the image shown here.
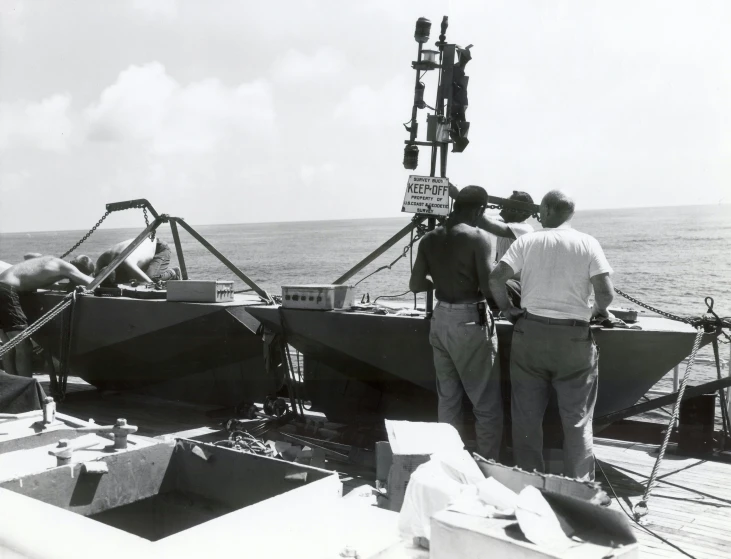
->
[1,204,729,402]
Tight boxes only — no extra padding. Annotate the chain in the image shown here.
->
[614,287,694,325]
[633,327,705,522]
[143,207,155,241]
[59,211,111,259]
[59,205,155,258]
[0,293,76,357]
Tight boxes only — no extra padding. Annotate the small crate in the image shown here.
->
[166,280,234,303]
[281,285,353,310]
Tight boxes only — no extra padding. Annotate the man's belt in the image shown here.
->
[523,312,589,327]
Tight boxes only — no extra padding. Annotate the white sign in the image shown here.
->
[402,175,450,216]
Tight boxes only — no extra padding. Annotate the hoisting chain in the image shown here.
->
[59,211,111,259]
[633,326,705,522]
[59,204,154,259]
[485,203,540,221]
[0,291,76,358]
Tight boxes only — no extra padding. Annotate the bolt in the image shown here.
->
[57,439,69,448]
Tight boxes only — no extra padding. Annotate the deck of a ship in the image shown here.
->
[595,437,731,559]
[34,376,731,559]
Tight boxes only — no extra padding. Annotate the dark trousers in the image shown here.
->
[146,240,173,281]
[510,317,599,481]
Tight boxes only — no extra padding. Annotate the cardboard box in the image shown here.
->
[383,421,465,512]
[430,491,639,559]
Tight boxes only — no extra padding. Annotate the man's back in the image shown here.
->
[96,237,156,283]
[422,223,493,304]
[0,256,85,291]
[506,225,612,321]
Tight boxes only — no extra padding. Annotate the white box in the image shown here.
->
[281,285,353,310]
[430,494,639,559]
[166,280,234,303]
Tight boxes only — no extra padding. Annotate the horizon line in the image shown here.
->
[0,200,727,235]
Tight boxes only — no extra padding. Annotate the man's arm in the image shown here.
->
[473,231,495,299]
[60,262,94,287]
[409,239,433,293]
[121,261,153,283]
[488,262,524,322]
[475,214,516,239]
[590,272,614,319]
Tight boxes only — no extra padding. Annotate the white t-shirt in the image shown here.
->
[499,223,613,321]
[495,221,534,263]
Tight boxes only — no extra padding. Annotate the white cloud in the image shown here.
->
[0,0,26,42]
[334,75,411,128]
[130,0,178,21]
[300,162,336,187]
[271,47,346,84]
[84,62,277,155]
[0,170,30,193]
[0,94,74,152]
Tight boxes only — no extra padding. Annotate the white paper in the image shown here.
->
[385,420,464,456]
[515,486,574,551]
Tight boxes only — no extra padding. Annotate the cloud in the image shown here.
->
[0,170,30,194]
[0,94,74,152]
[271,47,347,84]
[129,0,178,21]
[84,62,276,155]
[0,0,26,42]
[300,162,336,187]
[334,75,411,128]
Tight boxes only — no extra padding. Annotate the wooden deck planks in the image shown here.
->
[595,437,731,559]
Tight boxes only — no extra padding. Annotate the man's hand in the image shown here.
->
[591,303,612,321]
[504,307,526,324]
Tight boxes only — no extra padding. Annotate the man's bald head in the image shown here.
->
[540,190,575,227]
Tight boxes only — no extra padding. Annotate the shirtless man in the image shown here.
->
[409,186,502,460]
[95,237,180,284]
[0,256,94,377]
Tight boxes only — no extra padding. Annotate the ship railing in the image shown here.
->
[646,347,731,422]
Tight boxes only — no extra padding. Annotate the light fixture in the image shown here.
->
[403,145,419,170]
[414,17,431,44]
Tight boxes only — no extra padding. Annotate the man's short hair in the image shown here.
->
[70,255,95,276]
[454,185,488,211]
[509,190,534,205]
[543,190,575,216]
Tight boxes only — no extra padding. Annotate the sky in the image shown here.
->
[0,0,729,233]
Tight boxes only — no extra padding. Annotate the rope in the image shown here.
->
[596,460,697,559]
[632,327,705,521]
[0,292,75,358]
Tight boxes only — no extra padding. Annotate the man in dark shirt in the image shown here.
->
[409,186,502,459]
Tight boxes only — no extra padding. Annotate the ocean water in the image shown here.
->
[1,204,729,393]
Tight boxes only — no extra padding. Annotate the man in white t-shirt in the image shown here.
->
[488,190,614,481]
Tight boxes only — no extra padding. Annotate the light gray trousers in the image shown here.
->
[510,317,598,481]
[429,301,502,460]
